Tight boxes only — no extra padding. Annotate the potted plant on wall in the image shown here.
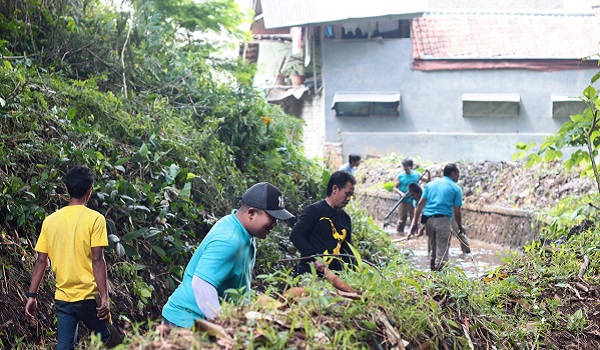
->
[282,60,305,86]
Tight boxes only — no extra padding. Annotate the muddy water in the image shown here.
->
[386,227,515,278]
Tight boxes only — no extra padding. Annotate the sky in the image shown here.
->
[563,0,595,11]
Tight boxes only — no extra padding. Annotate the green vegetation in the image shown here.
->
[1,1,599,349]
[514,75,600,193]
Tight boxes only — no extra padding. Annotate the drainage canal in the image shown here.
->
[388,228,512,278]
[360,190,540,277]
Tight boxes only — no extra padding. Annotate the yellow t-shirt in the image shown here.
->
[35,205,108,302]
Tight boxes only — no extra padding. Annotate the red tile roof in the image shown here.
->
[413,13,600,59]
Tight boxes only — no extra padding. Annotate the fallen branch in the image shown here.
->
[574,282,589,293]
[321,267,357,294]
[277,253,383,276]
[577,254,590,280]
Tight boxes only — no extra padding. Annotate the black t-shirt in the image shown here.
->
[290,200,353,273]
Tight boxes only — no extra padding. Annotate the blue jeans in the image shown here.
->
[55,299,109,350]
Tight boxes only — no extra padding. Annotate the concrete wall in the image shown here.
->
[321,38,597,162]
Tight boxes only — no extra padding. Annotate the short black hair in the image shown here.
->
[65,165,95,199]
[349,154,361,163]
[407,182,422,196]
[401,158,413,167]
[327,170,356,196]
[443,163,459,177]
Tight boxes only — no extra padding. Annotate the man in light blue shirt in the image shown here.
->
[393,158,430,233]
[338,154,361,176]
[162,182,294,327]
[409,163,465,271]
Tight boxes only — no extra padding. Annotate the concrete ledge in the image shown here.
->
[463,203,534,218]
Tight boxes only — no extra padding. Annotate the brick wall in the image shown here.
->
[300,94,326,160]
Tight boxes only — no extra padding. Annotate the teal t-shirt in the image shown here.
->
[397,170,421,202]
[339,162,356,175]
[422,176,463,219]
[161,210,256,327]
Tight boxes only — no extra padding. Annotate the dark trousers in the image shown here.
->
[55,299,109,350]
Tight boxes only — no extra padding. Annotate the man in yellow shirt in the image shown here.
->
[25,165,111,349]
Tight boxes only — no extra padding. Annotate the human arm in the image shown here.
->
[192,276,220,320]
[290,205,328,270]
[408,197,427,236]
[25,252,49,320]
[290,206,320,258]
[91,246,110,321]
[393,177,403,196]
[454,206,465,233]
[421,170,431,183]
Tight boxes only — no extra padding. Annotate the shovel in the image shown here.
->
[94,293,123,348]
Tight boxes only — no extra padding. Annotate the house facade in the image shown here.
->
[254,0,600,164]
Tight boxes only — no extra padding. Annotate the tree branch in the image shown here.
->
[277,253,383,276]
[121,20,133,98]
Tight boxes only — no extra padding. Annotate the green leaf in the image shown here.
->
[115,157,130,166]
[179,182,192,200]
[115,243,126,257]
[346,242,363,268]
[591,71,600,84]
[121,228,149,241]
[151,244,166,257]
[139,288,152,298]
[138,143,149,158]
[66,108,76,120]
[583,85,597,99]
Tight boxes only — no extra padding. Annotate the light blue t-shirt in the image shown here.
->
[161,210,256,327]
[339,162,356,175]
[422,176,463,219]
[397,170,422,202]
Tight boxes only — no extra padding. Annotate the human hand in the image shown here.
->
[25,297,37,320]
[96,297,110,321]
[313,260,326,273]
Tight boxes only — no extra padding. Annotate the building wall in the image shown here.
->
[321,38,597,161]
[300,94,325,160]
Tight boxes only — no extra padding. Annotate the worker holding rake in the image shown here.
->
[409,163,466,271]
[393,158,430,234]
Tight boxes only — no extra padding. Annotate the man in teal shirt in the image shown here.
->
[409,163,465,271]
[394,158,430,233]
[162,182,294,327]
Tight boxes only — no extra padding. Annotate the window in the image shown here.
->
[462,93,520,118]
[551,94,586,119]
[332,91,401,117]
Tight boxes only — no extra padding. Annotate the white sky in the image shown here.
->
[563,0,595,11]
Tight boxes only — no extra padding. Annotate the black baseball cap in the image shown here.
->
[241,182,294,221]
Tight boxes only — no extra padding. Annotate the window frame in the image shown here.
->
[331,91,401,117]
[551,94,586,119]
[462,93,521,118]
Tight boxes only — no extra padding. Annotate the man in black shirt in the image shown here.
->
[290,171,356,274]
